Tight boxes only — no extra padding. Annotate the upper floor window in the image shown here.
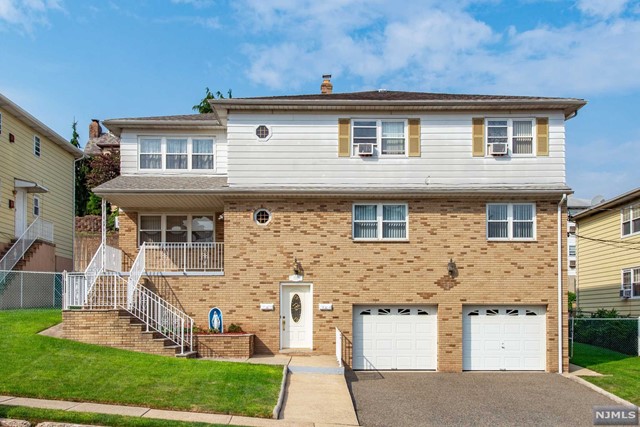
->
[33,196,40,216]
[353,203,408,241]
[34,135,41,157]
[568,245,576,257]
[353,120,406,156]
[486,119,534,156]
[139,136,215,171]
[487,203,536,241]
[0,112,3,134]
[622,203,640,237]
[621,267,640,298]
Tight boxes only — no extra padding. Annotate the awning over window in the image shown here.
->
[14,179,49,193]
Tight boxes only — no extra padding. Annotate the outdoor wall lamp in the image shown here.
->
[448,258,458,278]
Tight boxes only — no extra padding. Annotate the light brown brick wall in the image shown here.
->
[196,334,254,358]
[62,310,178,357]
[118,197,568,372]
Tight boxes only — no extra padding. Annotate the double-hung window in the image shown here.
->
[487,203,536,240]
[352,120,406,156]
[139,137,215,171]
[622,267,640,298]
[486,119,534,156]
[622,203,640,237]
[34,135,41,157]
[353,203,408,241]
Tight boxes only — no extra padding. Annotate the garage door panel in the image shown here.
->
[353,305,437,370]
[463,305,546,371]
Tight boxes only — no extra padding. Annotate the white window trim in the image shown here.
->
[486,203,537,241]
[485,118,536,158]
[138,136,216,172]
[621,267,640,299]
[34,135,41,158]
[255,125,272,142]
[621,203,640,238]
[351,119,408,158]
[33,195,40,217]
[352,202,409,242]
[138,213,216,246]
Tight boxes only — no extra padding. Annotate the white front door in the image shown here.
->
[463,306,546,371]
[14,189,27,237]
[281,284,312,349]
[352,305,438,370]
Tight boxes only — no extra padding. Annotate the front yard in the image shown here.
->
[571,342,640,405]
[2,309,282,418]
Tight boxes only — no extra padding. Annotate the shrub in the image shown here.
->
[227,323,243,333]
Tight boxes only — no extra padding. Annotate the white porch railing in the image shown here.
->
[336,327,344,368]
[0,217,54,274]
[64,271,126,309]
[127,242,146,304]
[143,243,224,273]
[129,285,194,354]
[104,245,122,272]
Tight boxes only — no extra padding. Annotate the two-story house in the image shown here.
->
[62,78,585,373]
[573,187,640,317]
[0,93,83,273]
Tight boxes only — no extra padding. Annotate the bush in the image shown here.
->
[574,315,638,355]
[227,323,243,333]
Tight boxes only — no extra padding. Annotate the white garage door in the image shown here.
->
[352,306,437,370]
[463,306,546,371]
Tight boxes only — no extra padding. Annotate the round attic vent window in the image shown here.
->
[256,125,270,139]
[254,209,271,225]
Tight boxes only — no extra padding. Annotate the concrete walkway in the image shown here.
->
[0,354,359,427]
[568,363,604,377]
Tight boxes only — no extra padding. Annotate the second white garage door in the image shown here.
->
[352,305,437,370]
[463,306,546,371]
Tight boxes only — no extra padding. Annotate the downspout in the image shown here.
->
[558,193,567,373]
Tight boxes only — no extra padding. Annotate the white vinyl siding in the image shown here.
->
[621,267,640,298]
[352,119,407,156]
[226,112,565,187]
[139,214,215,245]
[353,203,408,241]
[622,204,640,237]
[486,118,535,157]
[487,203,536,241]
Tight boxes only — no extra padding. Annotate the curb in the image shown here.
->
[272,363,289,419]
[564,374,637,408]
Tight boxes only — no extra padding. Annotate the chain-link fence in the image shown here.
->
[0,270,63,310]
[571,317,640,356]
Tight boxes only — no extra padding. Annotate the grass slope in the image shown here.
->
[1,309,282,417]
[571,342,640,405]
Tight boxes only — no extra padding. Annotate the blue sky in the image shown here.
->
[1,0,639,200]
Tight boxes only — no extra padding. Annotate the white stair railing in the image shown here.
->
[0,217,54,279]
[129,285,194,354]
[127,242,146,305]
[336,327,344,368]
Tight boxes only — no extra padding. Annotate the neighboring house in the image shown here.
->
[64,77,586,373]
[83,119,120,156]
[567,195,594,292]
[574,188,640,317]
[0,93,83,272]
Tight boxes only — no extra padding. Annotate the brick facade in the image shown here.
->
[117,196,568,372]
[196,334,254,358]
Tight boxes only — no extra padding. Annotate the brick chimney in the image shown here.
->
[89,119,103,139]
[320,74,333,94]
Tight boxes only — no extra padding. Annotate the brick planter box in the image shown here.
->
[196,334,254,359]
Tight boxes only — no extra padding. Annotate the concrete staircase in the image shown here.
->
[62,309,198,358]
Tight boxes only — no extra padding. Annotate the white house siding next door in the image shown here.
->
[352,305,437,370]
[463,306,546,371]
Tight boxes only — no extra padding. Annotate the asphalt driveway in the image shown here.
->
[346,371,621,427]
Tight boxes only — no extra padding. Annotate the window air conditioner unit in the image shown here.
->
[620,289,632,299]
[569,225,576,234]
[358,143,374,156]
[489,143,508,156]
[569,260,576,269]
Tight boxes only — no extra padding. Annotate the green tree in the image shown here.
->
[72,120,91,216]
[192,87,232,114]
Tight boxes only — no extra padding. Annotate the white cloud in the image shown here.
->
[576,0,629,18]
[0,0,63,33]
[236,0,640,97]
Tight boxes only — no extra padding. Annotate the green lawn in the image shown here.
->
[1,309,283,418]
[0,406,226,427]
[571,342,640,405]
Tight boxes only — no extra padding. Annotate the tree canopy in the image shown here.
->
[192,87,232,114]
